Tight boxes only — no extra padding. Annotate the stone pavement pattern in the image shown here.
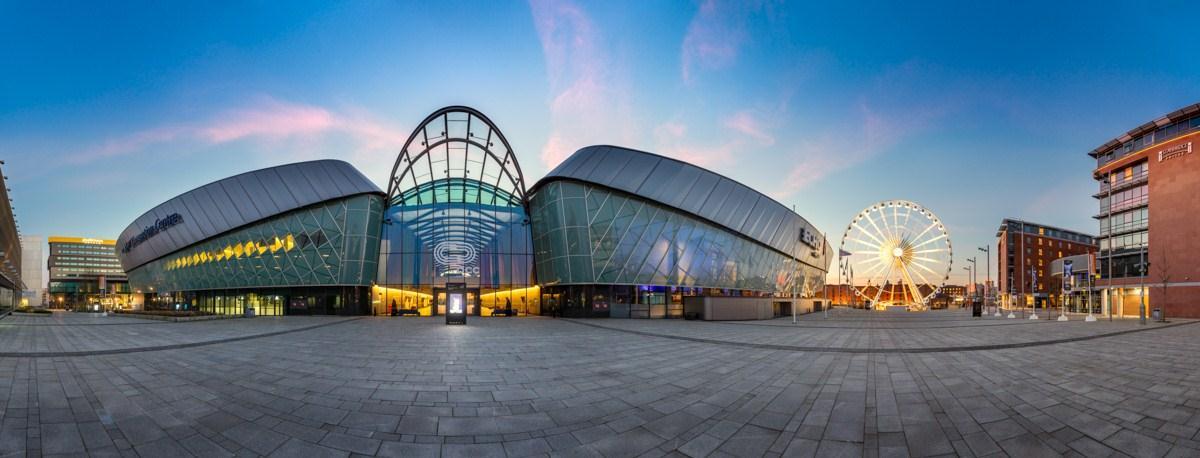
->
[1,310,1199,457]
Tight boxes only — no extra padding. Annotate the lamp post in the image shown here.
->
[381,217,394,316]
[791,258,798,324]
[978,246,993,316]
[963,265,973,306]
[966,257,977,303]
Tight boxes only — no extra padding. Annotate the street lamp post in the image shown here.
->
[963,265,973,307]
[978,246,994,316]
[966,257,977,303]
[788,258,797,324]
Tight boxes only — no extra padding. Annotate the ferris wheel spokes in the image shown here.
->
[839,200,952,311]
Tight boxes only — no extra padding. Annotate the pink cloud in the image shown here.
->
[67,96,408,171]
[200,99,336,143]
[723,110,775,146]
[681,0,773,84]
[771,61,966,199]
[529,0,636,170]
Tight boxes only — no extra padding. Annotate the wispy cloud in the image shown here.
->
[681,0,774,84]
[529,0,636,170]
[652,109,780,168]
[723,110,775,146]
[772,62,964,199]
[66,96,407,168]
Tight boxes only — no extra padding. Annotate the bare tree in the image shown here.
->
[1156,246,1170,322]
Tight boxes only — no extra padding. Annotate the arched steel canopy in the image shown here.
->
[387,106,527,206]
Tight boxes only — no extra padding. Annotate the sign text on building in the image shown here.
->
[122,213,183,253]
[1158,142,1192,162]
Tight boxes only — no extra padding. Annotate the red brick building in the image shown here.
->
[1091,103,1200,318]
[995,219,1096,310]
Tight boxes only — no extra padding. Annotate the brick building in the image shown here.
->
[995,219,1096,310]
[1090,102,1200,318]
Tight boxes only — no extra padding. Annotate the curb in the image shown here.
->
[560,318,1200,354]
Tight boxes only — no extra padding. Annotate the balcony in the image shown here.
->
[1099,220,1148,237]
[1093,168,1149,197]
[1094,195,1148,219]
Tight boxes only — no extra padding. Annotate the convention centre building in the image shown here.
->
[117,106,831,317]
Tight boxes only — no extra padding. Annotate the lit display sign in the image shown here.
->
[123,213,183,253]
[445,291,467,325]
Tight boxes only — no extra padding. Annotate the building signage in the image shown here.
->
[434,240,479,277]
[1158,142,1191,162]
[799,227,820,249]
[122,213,183,253]
[81,238,106,245]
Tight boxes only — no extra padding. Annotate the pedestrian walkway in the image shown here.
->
[1,312,1197,457]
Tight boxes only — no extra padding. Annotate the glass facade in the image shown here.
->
[377,178,537,316]
[127,194,383,315]
[378,107,538,317]
[529,180,825,315]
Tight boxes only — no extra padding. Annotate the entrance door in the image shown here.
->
[433,287,480,316]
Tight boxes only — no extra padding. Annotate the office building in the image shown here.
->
[995,219,1095,309]
[1090,102,1200,317]
[48,237,130,310]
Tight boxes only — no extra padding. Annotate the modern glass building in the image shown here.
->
[48,237,129,310]
[117,160,383,316]
[119,106,830,318]
[529,145,831,317]
[377,107,536,317]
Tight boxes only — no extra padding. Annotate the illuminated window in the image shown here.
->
[1038,239,1043,246]
[1038,248,1043,256]
[1038,227,1045,235]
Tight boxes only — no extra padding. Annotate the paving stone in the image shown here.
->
[0,311,1196,458]
[269,438,350,458]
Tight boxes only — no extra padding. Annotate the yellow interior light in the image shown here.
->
[285,234,295,251]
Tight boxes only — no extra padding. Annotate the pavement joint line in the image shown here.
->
[713,317,1083,330]
[0,317,364,358]
[559,318,1200,354]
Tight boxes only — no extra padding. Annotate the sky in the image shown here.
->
[2,0,1198,286]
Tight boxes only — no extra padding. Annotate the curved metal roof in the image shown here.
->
[531,145,831,269]
[116,160,383,272]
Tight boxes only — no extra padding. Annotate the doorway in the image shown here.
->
[433,287,480,316]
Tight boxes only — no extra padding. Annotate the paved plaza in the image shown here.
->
[1,310,1199,457]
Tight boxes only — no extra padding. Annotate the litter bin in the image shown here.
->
[244,306,255,318]
[1152,308,1161,321]
[971,300,982,317]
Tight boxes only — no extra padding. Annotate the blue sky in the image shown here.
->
[2,1,1198,284]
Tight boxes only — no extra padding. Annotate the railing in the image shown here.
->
[1100,220,1148,237]
[1096,169,1149,195]
[1096,195,1148,218]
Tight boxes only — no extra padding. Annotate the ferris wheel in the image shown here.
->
[839,200,952,310]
